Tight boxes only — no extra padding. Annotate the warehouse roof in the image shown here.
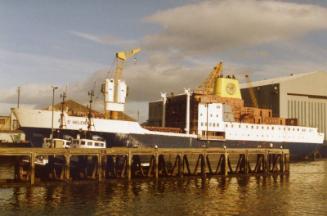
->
[240,71,319,88]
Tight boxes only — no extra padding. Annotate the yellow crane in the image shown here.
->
[114,48,141,97]
[245,74,258,108]
[195,62,223,95]
[108,48,141,119]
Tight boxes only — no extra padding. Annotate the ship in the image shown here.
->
[10,49,324,160]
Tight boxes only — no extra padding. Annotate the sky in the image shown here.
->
[1,0,327,122]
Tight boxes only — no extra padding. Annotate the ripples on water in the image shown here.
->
[0,160,326,216]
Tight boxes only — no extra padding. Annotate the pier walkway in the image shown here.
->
[0,147,289,185]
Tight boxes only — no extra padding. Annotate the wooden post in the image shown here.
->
[224,152,228,176]
[155,150,159,179]
[264,151,268,174]
[285,153,290,173]
[244,151,248,174]
[127,150,132,181]
[201,154,206,179]
[91,156,97,179]
[177,154,182,177]
[280,151,285,173]
[98,153,103,182]
[64,154,71,182]
[30,153,36,185]
[14,157,20,181]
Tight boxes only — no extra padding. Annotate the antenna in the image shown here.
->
[17,86,21,108]
[137,110,140,122]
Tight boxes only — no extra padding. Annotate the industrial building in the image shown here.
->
[241,71,327,141]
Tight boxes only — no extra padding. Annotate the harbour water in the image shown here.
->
[0,160,326,216]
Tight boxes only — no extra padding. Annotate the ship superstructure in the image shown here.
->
[147,62,323,143]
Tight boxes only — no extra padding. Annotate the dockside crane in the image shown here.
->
[195,62,223,95]
[102,48,141,119]
[113,48,141,102]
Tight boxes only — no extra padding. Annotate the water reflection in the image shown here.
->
[0,161,326,216]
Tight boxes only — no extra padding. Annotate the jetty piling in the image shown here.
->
[0,147,289,185]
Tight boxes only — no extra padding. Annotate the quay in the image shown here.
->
[0,147,289,185]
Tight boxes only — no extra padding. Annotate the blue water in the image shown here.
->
[0,160,326,216]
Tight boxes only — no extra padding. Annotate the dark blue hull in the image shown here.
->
[22,127,320,161]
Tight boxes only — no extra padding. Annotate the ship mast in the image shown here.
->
[59,91,66,130]
[87,90,94,132]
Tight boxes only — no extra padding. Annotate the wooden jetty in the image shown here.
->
[0,147,289,185]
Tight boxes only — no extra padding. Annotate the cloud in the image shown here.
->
[2,0,327,122]
[0,48,106,113]
[69,31,137,46]
[0,49,104,87]
[143,0,327,54]
[1,48,326,123]
[0,52,211,113]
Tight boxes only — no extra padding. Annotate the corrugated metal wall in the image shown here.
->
[287,96,327,135]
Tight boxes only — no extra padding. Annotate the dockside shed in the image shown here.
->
[241,71,327,140]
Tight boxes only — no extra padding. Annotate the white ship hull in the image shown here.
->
[12,108,324,160]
